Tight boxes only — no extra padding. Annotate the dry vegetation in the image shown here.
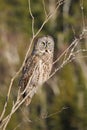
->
[0,0,87,130]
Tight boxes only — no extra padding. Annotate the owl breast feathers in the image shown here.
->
[18,36,54,106]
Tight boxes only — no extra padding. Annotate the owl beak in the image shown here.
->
[45,49,48,52]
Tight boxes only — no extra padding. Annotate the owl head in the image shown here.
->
[33,36,54,55]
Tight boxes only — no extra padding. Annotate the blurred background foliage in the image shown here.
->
[0,0,87,130]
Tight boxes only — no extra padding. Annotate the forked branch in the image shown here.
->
[0,0,65,129]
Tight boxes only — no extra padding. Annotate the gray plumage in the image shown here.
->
[19,36,54,106]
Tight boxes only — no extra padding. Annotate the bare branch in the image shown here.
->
[49,28,87,79]
[42,0,48,18]
[0,1,65,128]
[28,0,35,37]
[80,0,86,29]
[0,0,87,130]
[34,0,64,37]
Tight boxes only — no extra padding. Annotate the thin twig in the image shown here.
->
[53,29,87,65]
[0,37,34,123]
[1,0,87,129]
[42,0,48,18]
[34,0,64,37]
[80,0,85,29]
[0,71,21,122]
[73,49,87,55]
[42,106,69,119]
[49,29,87,79]
[28,0,35,37]
[13,123,22,130]
[0,1,64,126]
[53,38,78,65]
[2,62,40,129]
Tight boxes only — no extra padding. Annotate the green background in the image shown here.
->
[0,0,87,130]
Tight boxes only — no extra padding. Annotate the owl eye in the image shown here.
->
[41,42,45,46]
[38,41,46,51]
[47,42,51,44]
[47,42,53,52]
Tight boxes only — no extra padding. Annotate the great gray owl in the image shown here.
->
[19,36,54,106]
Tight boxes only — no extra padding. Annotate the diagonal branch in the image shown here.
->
[0,1,65,129]
[49,28,87,79]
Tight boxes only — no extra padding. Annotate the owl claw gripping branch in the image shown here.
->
[18,36,54,106]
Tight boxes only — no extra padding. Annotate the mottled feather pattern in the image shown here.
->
[18,36,54,106]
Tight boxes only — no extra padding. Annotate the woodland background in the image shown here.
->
[0,0,87,130]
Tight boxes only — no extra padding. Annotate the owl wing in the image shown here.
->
[18,55,39,92]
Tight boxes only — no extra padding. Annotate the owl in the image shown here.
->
[19,36,54,106]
